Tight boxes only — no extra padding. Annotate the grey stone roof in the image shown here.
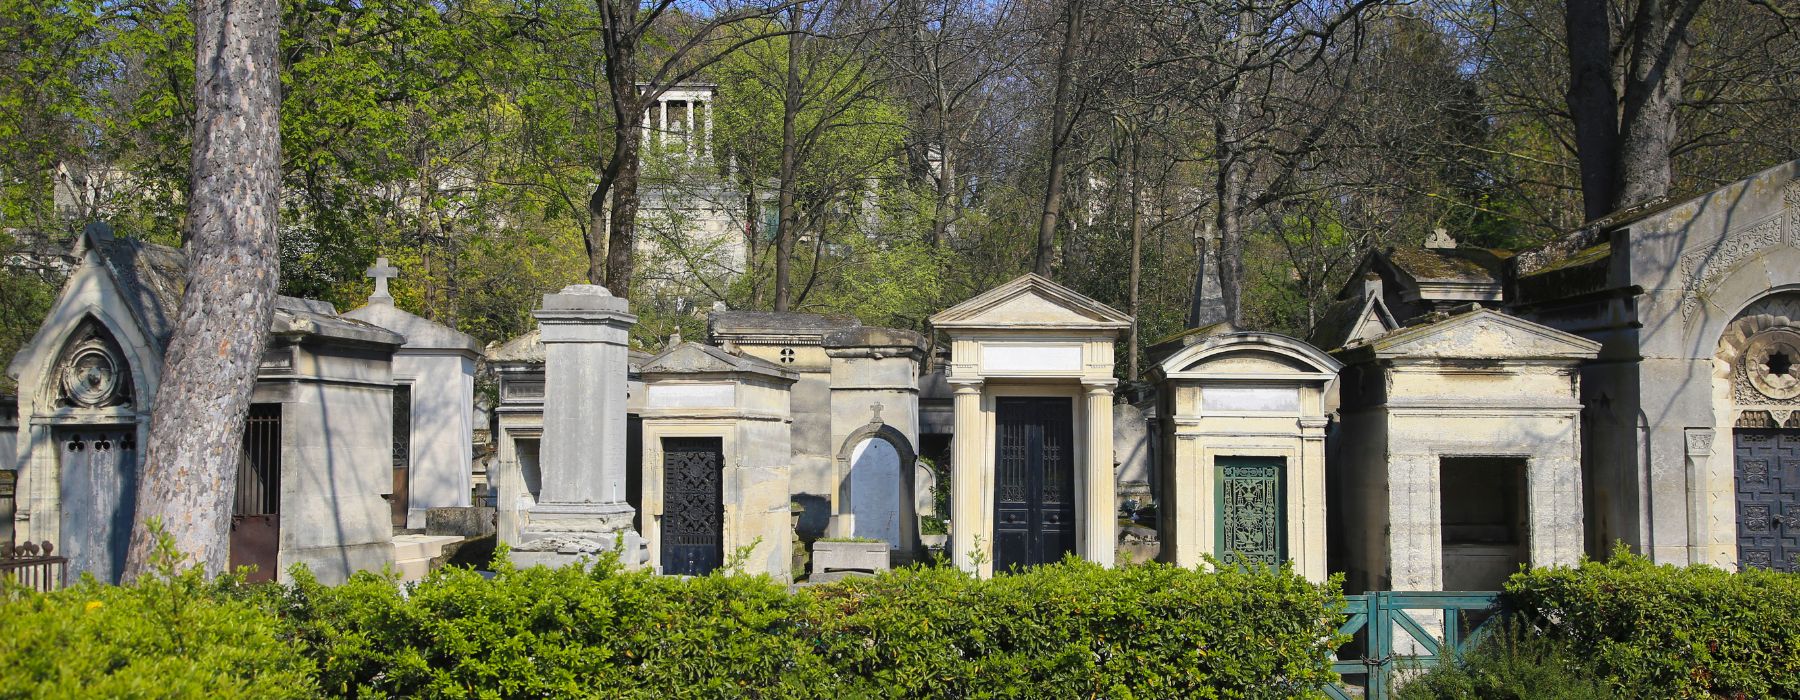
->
[640,342,797,381]
[86,228,186,351]
[707,310,859,343]
[272,296,405,348]
[822,326,926,351]
[344,298,482,355]
[486,329,544,363]
[1385,246,1510,284]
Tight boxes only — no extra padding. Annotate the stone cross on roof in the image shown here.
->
[870,402,884,423]
[366,257,398,303]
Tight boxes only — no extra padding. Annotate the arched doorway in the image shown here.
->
[1717,293,1800,571]
[836,423,918,553]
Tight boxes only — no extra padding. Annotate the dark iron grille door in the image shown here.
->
[1736,429,1800,571]
[1216,458,1286,565]
[58,431,136,584]
[232,404,281,582]
[993,397,1076,570]
[661,437,723,576]
[391,384,412,529]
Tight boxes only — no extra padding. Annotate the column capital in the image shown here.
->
[1081,379,1117,395]
[948,378,984,394]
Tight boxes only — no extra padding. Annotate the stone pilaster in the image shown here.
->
[513,284,644,567]
[949,380,985,574]
[1083,381,1116,567]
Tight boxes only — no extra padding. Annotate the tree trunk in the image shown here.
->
[931,138,955,248]
[1126,133,1144,379]
[604,130,642,297]
[1562,0,1621,222]
[1615,0,1700,211]
[1033,0,1083,277]
[124,0,282,579]
[774,4,804,312]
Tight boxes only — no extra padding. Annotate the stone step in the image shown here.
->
[391,534,465,582]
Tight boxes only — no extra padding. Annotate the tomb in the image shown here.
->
[928,273,1131,576]
[1512,159,1800,571]
[638,342,797,580]
[4,225,402,583]
[507,284,645,569]
[1147,327,1339,581]
[822,326,927,558]
[344,258,483,530]
[1327,307,1597,592]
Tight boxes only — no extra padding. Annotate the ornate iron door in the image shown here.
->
[231,404,282,582]
[661,437,724,576]
[1736,429,1800,571]
[1216,457,1285,565]
[993,397,1076,571]
[58,430,136,584]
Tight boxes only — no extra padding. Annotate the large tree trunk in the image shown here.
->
[1563,0,1701,220]
[1562,0,1621,222]
[1126,133,1144,379]
[1615,0,1701,211]
[774,5,804,312]
[604,130,642,297]
[1033,0,1083,277]
[124,0,282,579]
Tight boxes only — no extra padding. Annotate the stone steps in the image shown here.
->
[392,534,464,583]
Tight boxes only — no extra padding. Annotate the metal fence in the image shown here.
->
[1,540,67,592]
[1326,591,1504,700]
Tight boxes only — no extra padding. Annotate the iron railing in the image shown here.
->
[1,540,67,592]
[1326,591,1504,700]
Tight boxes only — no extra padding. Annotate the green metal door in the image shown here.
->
[1215,457,1285,565]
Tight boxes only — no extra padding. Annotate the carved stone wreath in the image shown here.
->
[1743,329,1800,400]
[1718,294,1800,408]
[57,334,130,409]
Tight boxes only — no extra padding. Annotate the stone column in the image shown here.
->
[1299,416,1330,582]
[512,284,644,567]
[658,99,668,144]
[1083,381,1116,567]
[702,97,712,158]
[949,380,985,574]
[684,99,695,160]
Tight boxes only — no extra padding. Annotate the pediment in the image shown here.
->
[640,342,794,380]
[1157,331,1340,378]
[1370,309,1600,360]
[930,274,1130,330]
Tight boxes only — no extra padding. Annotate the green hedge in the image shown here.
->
[1502,548,1800,699]
[0,557,317,698]
[279,555,1347,699]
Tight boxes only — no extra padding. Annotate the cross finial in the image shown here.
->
[870,402,884,423]
[366,257,399,302]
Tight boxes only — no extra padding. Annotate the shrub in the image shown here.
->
[277,554,839,699]
[1392,624,1621,700]
[1503,547,1800,699]
[0,541,318,699]
[799,557,1347,699]
[276,553,1345,699]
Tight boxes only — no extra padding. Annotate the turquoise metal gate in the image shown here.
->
[1325,591,1504,700]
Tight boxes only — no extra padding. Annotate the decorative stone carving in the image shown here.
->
[1716,294,1800,409]
[1678,214,1785,321]
[1742,330,1800,400]
[55,327,131,409]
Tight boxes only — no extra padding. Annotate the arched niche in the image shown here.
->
[47,318,136,411]
[834,422,918,552]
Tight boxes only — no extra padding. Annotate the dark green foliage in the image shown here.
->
[0,537,319,699]
[1501,547,1800,699]
[275,554,1344,699]
[804,558,1348,699]
[1393,625,1621,700]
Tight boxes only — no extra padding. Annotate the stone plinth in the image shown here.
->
[812,539,890,574]
[512,284,643,568]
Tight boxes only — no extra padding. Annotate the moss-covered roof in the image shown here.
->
[1386,247,1511,283]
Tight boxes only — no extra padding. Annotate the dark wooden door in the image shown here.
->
[58,430,136,584]
[1217,457,1286,566]
[661,437,723,576]
[993,397,1076,571]
[390,384,412,529]
[1736,429,1800,571]
[231,404,281,582]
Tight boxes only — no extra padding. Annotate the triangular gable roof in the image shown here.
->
[639,342,797,382]
[929,273,1130,330]
[1347,307,1599,361]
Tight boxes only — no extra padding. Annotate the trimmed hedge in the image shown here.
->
[1502,548,1800,699]
[277,555,1348,699]
[0,560,317,698]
